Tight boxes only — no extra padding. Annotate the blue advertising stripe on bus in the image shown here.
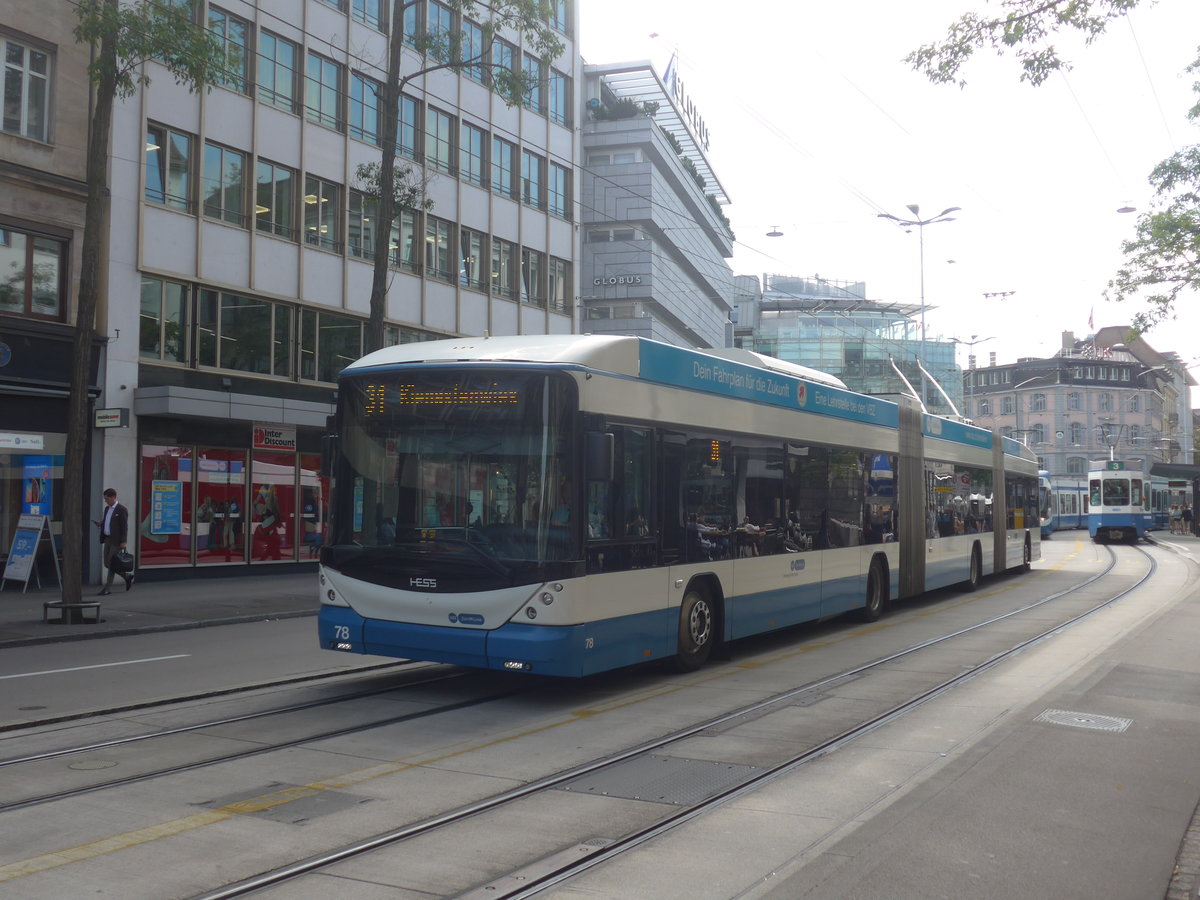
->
[638,340,900,427]
[923,414,994,450]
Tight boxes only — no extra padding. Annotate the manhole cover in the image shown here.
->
[1034,709,1132,733]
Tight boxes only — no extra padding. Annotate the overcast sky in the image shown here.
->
[579,0,1200,381]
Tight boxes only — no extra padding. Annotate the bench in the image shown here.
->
[43,600,103,625]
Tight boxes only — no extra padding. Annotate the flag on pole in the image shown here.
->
[1088,307,1094,330]
[663,53,678,97]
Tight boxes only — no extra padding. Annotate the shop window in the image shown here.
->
[299,453,328,557]
[195,448,248,565]
[251,452,297,562]
[0,225,66,320]
[139,276,188,362]
[138,446,195,568]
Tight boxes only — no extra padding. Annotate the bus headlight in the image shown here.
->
[525,606,537,619]
[540,592,554,605]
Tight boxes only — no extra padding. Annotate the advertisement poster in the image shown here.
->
[151,480,184,534]
[2,515,46,584]
[22,455,53,516]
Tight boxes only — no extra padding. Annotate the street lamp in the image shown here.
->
[878,204,960,405]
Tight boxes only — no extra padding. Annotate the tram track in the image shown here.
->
[189,542,1168,900]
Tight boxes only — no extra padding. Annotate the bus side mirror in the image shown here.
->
[320,432,338,479]
[585,432,614,481]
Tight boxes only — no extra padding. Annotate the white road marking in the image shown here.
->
[0,655,191,680]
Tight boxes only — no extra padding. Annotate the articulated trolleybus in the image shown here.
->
[318,335,1039,677]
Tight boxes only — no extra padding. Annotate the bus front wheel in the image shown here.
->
[855,559,887,622]
[674,586,715,672]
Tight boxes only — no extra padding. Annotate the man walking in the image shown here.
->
[93,488,131,595]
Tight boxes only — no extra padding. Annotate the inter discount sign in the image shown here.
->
[252,422,297,451]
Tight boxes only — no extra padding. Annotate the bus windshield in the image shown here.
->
[327,369,577,585]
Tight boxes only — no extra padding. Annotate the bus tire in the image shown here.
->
[674,585,716,672]
[855,559,887,622]
[963,544,982,592]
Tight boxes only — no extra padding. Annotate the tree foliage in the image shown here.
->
[908,0,1200,332]
[365,0,563,353]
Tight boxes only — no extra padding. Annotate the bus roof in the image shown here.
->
[343,334,846,387]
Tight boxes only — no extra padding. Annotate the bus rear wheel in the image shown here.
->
[855,559,887,622]
[674,586,715,672]
[962,545,982,592]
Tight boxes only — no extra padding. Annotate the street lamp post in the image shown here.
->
[878,204,960,406]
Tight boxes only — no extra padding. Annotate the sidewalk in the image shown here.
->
[0,569,319,648]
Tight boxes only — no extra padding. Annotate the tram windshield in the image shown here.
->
[327,370,577,586]
[1102,478,1130,506]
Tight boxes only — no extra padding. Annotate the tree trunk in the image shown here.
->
[366,0,408,355]
[62,1,118,602]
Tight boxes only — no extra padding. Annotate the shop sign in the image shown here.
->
[593,275,643,286]
[0,433,44,449]
[94,408,130,428]
[253,422,297,451]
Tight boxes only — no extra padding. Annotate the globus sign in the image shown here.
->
[253,422,297,451]
[593,275,643,286]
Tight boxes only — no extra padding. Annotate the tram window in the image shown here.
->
[1102,478,1130,506]
[1130,479,1143,507]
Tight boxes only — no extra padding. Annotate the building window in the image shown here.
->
[208,7,249,94]
[1067,457,1086,475]
[549,256,570,312]
[303,176,340,251]
[424,215,454,281]
[0,225,66,320]
[390,208,419,272]
[202,142,247,226]
[548,162,570,218]
[1067,391,1081,410]
[549,0,571,35]
[492,136,516,199]
[1128,424,1142,443]
[548,69,571,126]
[1030,424,1045,443]
[398,95,420,159]
[255,160,295,239]
[1001,395,1014,415]
[2,37,49,141]
[305,52,342,130]
[348,190,376,260]
[349,73,380,144]
[427,0,454,37]
[1098,392,1112,412]
[139,276,188,362]
[521,248,545,306]
[978,398,990,416]
[198,290,293,377]
[460,227,486,290]
[352,0,383,29]
[521,149,544,208]
[1069,422,1084,444]
[402,0,421,45]
[461,20,485,83]
[425,107,455,174]
[491,39,515,88]
[145,124,194,212]
[460,123,487,187]
[258,31,298,111]
[1127,394,1141,412]
[317,0,346,10]
[491,237,515,299]
[299,308,362,382]
[1031,392,1046,411]
[522,54,544,113]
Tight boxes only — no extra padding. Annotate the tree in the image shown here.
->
[365,0,563,353]
[65,0,224,604]
[906,0,1199,331]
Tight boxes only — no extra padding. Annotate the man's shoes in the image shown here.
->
[97,589,111,596]
[124,574,134,591]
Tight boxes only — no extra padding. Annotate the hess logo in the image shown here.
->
[410,577,437,589]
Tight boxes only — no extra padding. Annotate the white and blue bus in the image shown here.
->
[318,335,1040,677]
